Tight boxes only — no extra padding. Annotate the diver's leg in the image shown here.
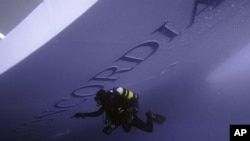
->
[131,115,153,132]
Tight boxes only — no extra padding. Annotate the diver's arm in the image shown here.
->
[73,107,104,118]
[84,107,104,117]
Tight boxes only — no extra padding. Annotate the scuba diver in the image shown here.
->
[73,87,165,134]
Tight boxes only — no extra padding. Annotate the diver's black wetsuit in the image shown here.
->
[76,90,153,134]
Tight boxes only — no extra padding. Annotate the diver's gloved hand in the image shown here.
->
[73,113,86,118]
